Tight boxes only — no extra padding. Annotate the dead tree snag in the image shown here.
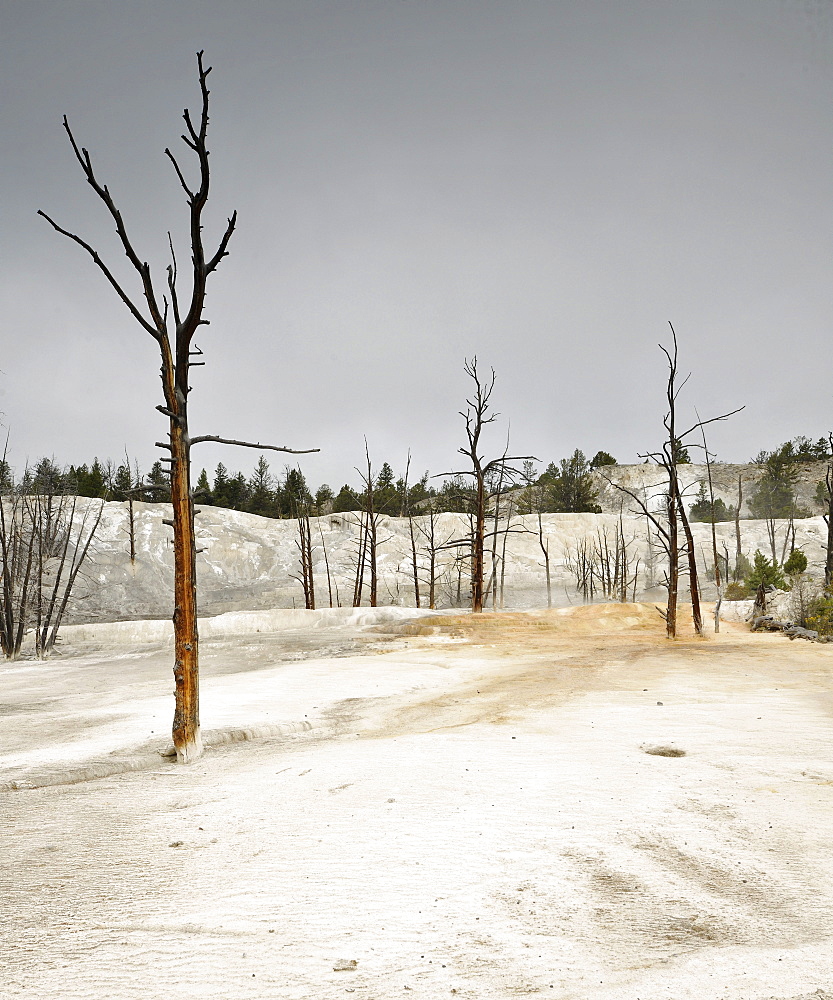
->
[40,54,317,762]
[444,359,534,613]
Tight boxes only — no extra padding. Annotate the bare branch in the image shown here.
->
[167,232,181,328]
[189,435,319,454]
[55,117,167,331]
[37,210,161,341]
[165,147,194,200]
[598,472,670,544]
[205,212,237,274]
[676,406,746,443]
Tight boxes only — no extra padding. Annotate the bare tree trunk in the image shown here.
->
[317,517,334,608]
[499,497,513,608]
[127,495,136,563]
[169,410,201,761]
[675,481,703,636]
[666,489,678,639]
[702,429,722,632]
[471,475,486,613]
[400,454,421,609]
[291,506,315,609]
[368,513,378,608]
[409,515,421,608]
[735,474,743,579]
[428,504,438,609]
[537,506,552,608]
[353,512,367,607]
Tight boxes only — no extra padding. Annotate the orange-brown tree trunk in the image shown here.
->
[170,412,201,762]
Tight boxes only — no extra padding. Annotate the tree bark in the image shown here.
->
[675,479,703,636]
[666,489,678,639]
[169,412,202,762]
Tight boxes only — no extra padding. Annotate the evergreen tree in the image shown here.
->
[332,484,360,513]
[314,484,335,514]
[784,549,808,577]
[749,446,803,520]
[32,457,65,495]
[435,474,475,513]
[146,460,171,502]
[671,437,691,464]
[407,472,432,509]
[223,472,249,510]
[548,450,601,513]
[212,462,230,507]
[248,455,276,517]
[88,458,107,497]
[746,550,786,591]
[761,436,831,463]
[589,450,617,469]
[283,468,311,514]
[194,469,213,503]
[112,462,133,500]
[688,481,735,523]
[373,461,399,515]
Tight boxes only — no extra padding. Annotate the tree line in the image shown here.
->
[0,448,620,518]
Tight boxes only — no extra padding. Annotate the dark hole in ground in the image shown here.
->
[644,745,686,757]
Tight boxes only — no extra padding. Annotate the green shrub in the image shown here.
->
[724,581,749,600]
[805,592,833,636]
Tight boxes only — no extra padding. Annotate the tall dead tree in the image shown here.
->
[289,483,316,610]
[734,474,744,580]
[603,325,740,638]
[401,452,421,608]
[825,433,833,588]
[643,327,741,637]
[39,54,317,761]
[447,359,534,613]
[413,498,454,609]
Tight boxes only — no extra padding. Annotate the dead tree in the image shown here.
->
[40,53,317,761]
[825,433,833,588]
[636,330,739,635]
[699,418,722,632]
[0,489,35,659]
[488,455,509,609]
[289,493,316,610]
[413,499,455,609]
[401,452,421,608]
[643,328,741,635]
[604,325,741,637]
[537,501,552,608]
[734,473,744,581]
[446,359,534,613]
[316,518,335,608]
[353,446,379,607]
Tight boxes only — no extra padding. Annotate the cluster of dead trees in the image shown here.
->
[0,475,103,660]
[565,517,640,603]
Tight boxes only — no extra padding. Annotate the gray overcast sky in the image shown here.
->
[1,0,831,488]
